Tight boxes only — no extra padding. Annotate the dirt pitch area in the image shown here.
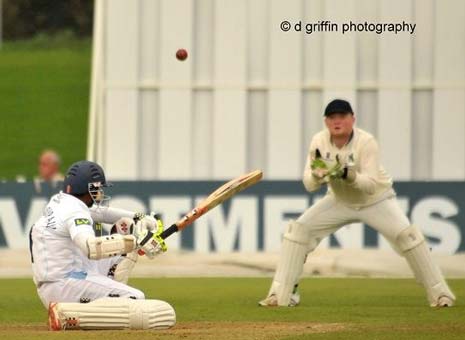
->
[0,321,347,340]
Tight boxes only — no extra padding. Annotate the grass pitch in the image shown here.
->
[0,278,463,339]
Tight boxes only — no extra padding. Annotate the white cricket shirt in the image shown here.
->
[30,193,113,285]
[303,128,395,208]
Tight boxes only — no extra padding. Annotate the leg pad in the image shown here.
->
[267,221,310,306]
[51,297,176,330]
[396,225,455,306]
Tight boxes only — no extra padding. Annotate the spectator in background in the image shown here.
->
[37,149,64,182]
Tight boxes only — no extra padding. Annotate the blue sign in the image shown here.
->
[0,181,463,254]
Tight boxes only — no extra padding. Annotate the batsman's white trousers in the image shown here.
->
[297,193,410,247]
[37,273,144,308]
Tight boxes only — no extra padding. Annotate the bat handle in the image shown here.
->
[137,223,179,255]
[160,223,179,240]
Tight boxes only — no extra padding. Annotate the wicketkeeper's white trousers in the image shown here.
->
[297,193,410,245]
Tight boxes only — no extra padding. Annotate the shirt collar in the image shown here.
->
[330,129,354,148]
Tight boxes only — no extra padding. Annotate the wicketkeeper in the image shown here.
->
[259,99,455,308]
[30,160,176,330]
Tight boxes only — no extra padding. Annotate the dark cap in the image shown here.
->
[324,99,354,116]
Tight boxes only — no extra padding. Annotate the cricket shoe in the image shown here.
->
[258,292,300,307]
[48,302,80,330]
[435,296,454,308]
[48,302,63,331]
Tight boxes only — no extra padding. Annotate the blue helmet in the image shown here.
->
[63,161,110,205]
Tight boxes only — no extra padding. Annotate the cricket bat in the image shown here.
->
[160,169,263,240]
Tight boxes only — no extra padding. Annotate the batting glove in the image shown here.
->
[133,212,156,230]
[134,214,167,259]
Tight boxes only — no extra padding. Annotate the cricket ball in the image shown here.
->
[176,49,188,61]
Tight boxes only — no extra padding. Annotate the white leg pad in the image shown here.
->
[55,298,176,330]
[270,220,312,306]
[396,225,455,306]
[129,299,176,329]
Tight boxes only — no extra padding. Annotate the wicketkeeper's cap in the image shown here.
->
[324,99,354,116]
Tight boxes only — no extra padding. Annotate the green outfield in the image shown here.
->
[0,278,463,339]
[0,35,90,180]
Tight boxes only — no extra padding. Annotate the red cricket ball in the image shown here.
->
[176,49,188,61]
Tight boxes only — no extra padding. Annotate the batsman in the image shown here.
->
[30,160,176,330]
[259,99,455,308]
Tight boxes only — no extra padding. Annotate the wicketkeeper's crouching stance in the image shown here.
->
[30,160,176,330]
[259,99,455,308]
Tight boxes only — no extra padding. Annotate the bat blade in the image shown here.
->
[160,170,263,239]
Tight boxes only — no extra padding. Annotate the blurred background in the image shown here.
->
[88,0,465,182]
[1,0,92,181]
[1,0,464,182]
[0,0,464,276]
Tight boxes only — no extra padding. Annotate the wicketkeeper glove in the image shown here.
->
[310,148,329,180]
[327,155,357,183]
[326,160,345,180]
[134,214,167,259]
[342,166,357,183]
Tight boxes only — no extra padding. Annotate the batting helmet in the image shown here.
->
[63,160,108,196]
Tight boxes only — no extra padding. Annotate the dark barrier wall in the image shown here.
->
[0,181,464,254]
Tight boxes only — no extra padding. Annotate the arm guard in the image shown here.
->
[87,234,137,260]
